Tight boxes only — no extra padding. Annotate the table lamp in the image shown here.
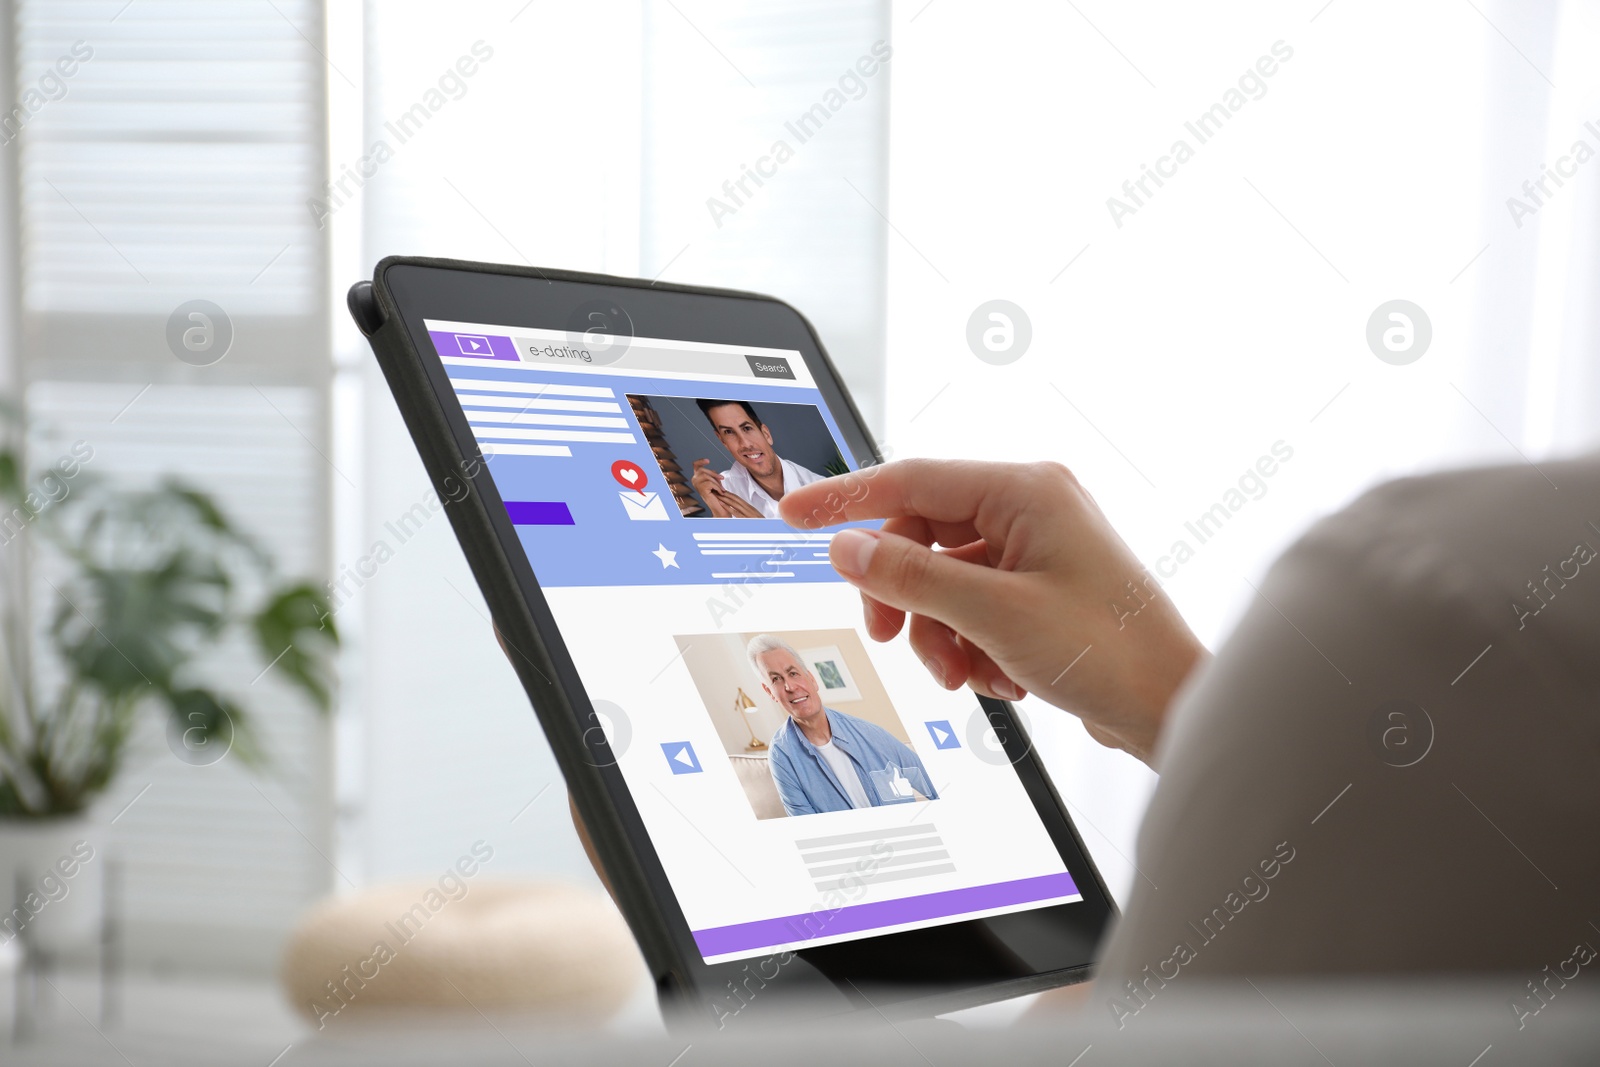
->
[736,687,768,751]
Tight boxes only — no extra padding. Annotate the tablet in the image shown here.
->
[349,258,1116,1028]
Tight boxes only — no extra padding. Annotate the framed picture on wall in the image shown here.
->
[799,645,862,702]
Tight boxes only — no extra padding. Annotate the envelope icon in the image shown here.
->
[619,490,669,521]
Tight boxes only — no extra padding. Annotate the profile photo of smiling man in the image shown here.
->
[749,634,938,817]
[691,399,825,518]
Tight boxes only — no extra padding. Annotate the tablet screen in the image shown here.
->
[423,316,1086,965]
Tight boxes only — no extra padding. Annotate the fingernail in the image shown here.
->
[831,528,879,579]
[995,680,1025,701]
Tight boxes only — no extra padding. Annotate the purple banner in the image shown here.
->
[692,871,1079,959]
[429,330,519,362]
[504,501,575,526]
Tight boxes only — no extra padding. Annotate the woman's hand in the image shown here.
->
[780,459,1206,766]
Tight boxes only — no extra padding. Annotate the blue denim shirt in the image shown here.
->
[768,707,939,816]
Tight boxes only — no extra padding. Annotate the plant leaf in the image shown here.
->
[167,688,262,768]
[252,582,338,712]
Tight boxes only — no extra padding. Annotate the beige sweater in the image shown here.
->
[1096,454,1600,991]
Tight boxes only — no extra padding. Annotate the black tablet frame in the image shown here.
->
[352,256,1117,1030]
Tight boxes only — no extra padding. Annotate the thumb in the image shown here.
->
[828,528,1015,644]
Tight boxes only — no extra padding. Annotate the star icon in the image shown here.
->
[652,543,679,569]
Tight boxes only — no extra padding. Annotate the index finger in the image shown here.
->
[779,458,1038,536]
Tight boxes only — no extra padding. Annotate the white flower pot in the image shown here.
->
[0,816,103,961]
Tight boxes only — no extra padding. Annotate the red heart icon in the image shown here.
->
[611,460,648,494]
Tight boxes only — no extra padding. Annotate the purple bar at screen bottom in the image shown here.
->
[691,871,1080,958]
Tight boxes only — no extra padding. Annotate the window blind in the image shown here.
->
[12,0,333,972]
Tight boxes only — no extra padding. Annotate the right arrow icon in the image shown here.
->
[925,720,961,750]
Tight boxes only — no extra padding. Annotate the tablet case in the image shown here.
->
[350,256,1112,1028]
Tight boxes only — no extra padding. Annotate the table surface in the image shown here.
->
[6,977,1597,1066]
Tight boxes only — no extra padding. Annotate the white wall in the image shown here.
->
[883,0,1599,901]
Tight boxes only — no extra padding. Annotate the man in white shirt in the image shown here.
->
[690,399,825,518]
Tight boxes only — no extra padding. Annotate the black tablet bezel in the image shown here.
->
[361,257,1118,1027]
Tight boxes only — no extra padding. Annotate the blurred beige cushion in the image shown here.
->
[729,753,785,820]
[281,880,640,1028]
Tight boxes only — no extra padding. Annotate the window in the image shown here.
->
[15,0,331,971]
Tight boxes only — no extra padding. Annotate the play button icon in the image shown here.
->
[455,333,492,356]
[924,720,960,750]
[661,741,703,775]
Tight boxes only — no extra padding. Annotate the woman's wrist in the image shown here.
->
[1086,634,1208,768]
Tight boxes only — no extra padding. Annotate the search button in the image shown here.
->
[744,354,795,380]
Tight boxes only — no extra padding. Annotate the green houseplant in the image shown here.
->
[0,440,338,816]
[0,429,338,951]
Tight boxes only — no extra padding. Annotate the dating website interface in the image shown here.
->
[426,318,1085,963]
